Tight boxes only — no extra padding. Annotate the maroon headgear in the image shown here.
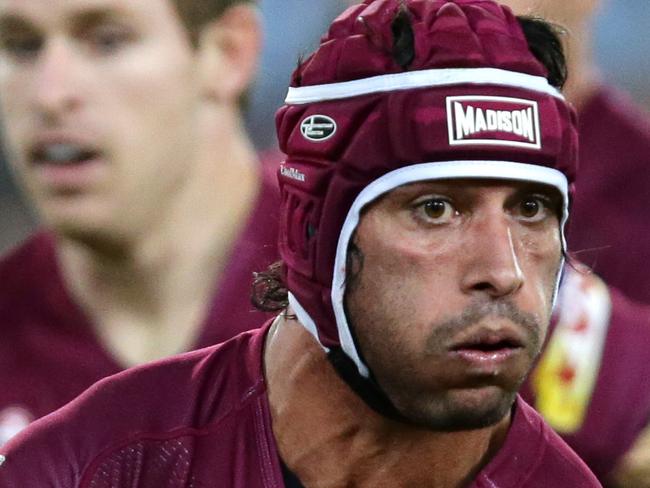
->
[275,0,578,377]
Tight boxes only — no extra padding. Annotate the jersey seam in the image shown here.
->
[78,377,268,487]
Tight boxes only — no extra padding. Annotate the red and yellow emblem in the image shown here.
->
[532,266,611,433]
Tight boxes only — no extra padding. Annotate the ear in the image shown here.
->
[196,4,262,103]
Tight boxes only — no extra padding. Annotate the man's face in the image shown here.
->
[0,0,202,240]
[345,179,563,430]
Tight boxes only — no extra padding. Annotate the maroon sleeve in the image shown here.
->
[0,326,276,488]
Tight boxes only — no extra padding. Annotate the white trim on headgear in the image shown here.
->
[288,292,330,353]
[327,160,569,378]
[285,67,564,105]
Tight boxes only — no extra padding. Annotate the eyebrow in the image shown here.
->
[0,5,131,35]
[0,15,34,34]
[70,9,124,30]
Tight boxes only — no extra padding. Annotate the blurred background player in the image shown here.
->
[500,1,650,485]
[0,0,280,444]
[521,265,650,486]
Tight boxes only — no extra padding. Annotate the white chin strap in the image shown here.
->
[291,160,569,378]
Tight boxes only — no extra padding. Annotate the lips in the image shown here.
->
[27,136,107,190]
[448,328,526,368]
[30,142,101,166]
[451,332,524,353]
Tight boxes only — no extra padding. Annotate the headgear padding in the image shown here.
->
[276,0,578,377]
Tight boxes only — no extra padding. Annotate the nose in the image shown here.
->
[460,213,524,298]
[32,39,81,121]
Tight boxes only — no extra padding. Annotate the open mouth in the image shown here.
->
[452,337,523,353]
[448,331,526,366]
[30,143,101,166]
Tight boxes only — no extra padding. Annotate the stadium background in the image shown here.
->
[1,0,648,252]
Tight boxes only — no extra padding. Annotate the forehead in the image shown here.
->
[0,0,173,27]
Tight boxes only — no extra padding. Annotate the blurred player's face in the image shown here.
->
[345,179,563,431]
[499,0,599,25]
[0,0,203,240]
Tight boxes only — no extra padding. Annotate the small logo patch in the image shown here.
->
[280,165,307,182]
[0,455,5,466]
[300,115,337,141]
[446,96,541,149]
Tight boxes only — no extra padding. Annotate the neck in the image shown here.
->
[563,20,601,111]
[264,316,511,488]
[57,108,260,367]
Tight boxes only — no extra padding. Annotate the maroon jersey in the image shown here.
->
[0,322,599,487]
[522,268,650,480]
[569,85,650,304]
[0,174,279,445]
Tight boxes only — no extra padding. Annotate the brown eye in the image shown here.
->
[0,33,43,61]
[517,196,553,223]
[414,198,455,224]
[424,200,448,219]
[520,199,541,218]
[81,23,134,55]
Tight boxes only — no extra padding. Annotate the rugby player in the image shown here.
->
[0,0,600,485]
[0,0,278,443]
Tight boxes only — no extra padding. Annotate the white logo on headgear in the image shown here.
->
[446,96,541,149]
[300,115,337,142]
[281,165,306,182]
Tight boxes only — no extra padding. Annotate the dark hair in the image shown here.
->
[389,9,568,89]
[252,11,570,311]
[251,243,365,313]
[251,261,288,312]
[517,16,568,89]
[172,0,253,43]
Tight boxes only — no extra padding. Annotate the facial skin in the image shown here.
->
[345,179,563,431]
[0,0,203,242]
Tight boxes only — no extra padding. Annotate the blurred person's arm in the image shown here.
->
[611,422,650,487]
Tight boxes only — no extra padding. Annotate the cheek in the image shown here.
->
[350,230,458,345]
[518,227,563,314]
[103,48,199,189]
[102,38,198,142]
[0,68,31,153]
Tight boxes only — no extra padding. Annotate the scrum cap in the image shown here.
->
[276,0,578,377]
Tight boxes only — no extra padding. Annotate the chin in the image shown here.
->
[394,386,518,432]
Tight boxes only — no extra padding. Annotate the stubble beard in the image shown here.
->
[346,294,547,432]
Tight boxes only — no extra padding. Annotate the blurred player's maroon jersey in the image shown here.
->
[0,174,279,445]
[0,321,599,487]
[569,86,650,304]
[522,267,650,481]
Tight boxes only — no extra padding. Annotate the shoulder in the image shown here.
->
[0,325,271,486]
[0,231,60,335]
[580,85,650,160]
[477,397,601,487]
[0,232,56,288]
[516,399,601,486]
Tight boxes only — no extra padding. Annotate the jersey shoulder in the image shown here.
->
[476,397,601,487]
[0,232,57,305]
[0,324,271,487]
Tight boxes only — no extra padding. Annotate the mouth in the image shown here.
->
[30,142,102,167]
[448,331,525,366]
